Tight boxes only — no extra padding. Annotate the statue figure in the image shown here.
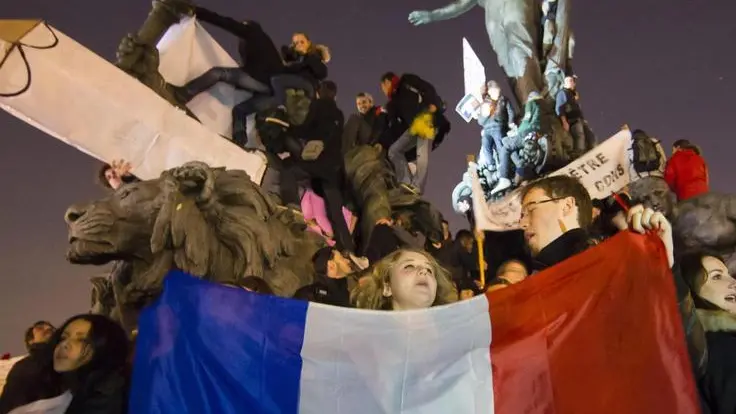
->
[409,0,543,106]
[674,193,736,275]
[115,0,195,110]
[65,162,325,333]
[627,177,678,219]
[411,0,580,189]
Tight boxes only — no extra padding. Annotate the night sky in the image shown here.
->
[1,0,734,354]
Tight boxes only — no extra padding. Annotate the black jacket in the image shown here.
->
[292,98,345,176]
[282,47,328,87]
[531,228,594,272]
[478,96,516,131]
[385,74,442,125]
[64,370,128,414]
[0,344,62,414]
[310,275,351,308]
[194,7,284,85]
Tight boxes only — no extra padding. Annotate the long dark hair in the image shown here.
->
[679,250,725,311]
[47,314,129,392]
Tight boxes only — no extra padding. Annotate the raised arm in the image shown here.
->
[408,0,477,26]
[194,6,251,39]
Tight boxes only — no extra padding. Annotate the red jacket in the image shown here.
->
[664,149,709,201]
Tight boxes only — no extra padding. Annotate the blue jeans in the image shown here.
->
[388,131,432,192]
[183,67,270,99]
[481,127,512,179]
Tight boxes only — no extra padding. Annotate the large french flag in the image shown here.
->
[129,232,700,413]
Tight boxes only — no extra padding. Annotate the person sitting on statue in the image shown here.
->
[477,80,516,168]
[279,80,355,253]
[169,6,283,103]
[380,71,442,195]
[271,32,330,106]
[341,92,389,155]
[556,75,595,156]
[492,91,544,194]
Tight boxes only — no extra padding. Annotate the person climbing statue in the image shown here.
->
[380,71,443,195]
[168,6,283,103]
[477,80,516,172]
[492,91,544,195]
[556,76,595,156]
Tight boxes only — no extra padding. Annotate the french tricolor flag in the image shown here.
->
[129,233,699,413]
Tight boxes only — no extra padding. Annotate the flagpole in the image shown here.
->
[466,154,487,290]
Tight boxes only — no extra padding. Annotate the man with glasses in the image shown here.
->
[519,175,675,272]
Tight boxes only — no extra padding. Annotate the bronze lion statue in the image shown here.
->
[66,161,324,331]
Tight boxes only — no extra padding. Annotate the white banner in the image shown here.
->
[157,17,250,139]
[456,38,485,123]
[0,20,266,183]
[473,129,634,231]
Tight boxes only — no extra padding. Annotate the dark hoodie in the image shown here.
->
[385,74,442,125]
[0,343,62,414]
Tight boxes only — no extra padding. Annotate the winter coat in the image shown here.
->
[664,149,709,201]
[0,344,62,414]
[477,95,515,132]
[385,74,442,125]
[517,98,542,138]
[281,46,329,88]
[292,97,345,178]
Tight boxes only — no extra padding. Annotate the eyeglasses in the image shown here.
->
[520,197,567,221]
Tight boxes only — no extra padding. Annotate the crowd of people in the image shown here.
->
[0,2,732,414]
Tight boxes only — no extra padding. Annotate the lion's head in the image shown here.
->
[66,162,322,302]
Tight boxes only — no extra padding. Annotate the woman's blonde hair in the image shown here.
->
[351,249,457,310]
[292,32,331,63]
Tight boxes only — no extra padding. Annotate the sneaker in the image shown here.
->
[490,177,512,195]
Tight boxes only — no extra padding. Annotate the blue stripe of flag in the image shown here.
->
[129,270,308,414]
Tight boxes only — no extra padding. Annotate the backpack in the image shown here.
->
[630,130,663,175]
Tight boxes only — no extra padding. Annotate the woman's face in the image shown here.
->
[699,256,736,313]
[292,34,310,54]
[385,251,438,310]
[53,319,93,372]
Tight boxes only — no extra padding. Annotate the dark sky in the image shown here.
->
[1,0,734,354]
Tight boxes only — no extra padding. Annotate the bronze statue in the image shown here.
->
[409,0,543,105]
[674,193,736,275]
[410,0,578,173]
[65,162,325,332]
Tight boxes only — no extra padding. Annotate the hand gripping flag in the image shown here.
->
[129,232,699,413]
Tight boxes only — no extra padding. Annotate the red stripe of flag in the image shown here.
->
[488,231,699,413]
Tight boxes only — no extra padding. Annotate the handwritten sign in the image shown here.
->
[473,130,633,231]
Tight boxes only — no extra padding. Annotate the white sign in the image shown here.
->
[456,38,485,123]
[455,93,482,123]
[473,129,634,231]
[0,20,267,183]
